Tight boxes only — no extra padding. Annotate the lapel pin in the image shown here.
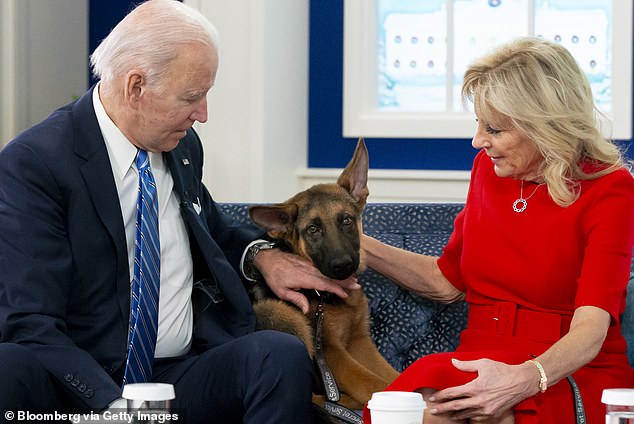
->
[182,158,190,166]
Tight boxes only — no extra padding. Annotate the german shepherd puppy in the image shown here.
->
[248,139,399,410]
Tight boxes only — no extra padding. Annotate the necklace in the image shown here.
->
[512,180,544,213]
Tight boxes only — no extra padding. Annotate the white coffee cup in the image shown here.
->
[122,382,175,420]
[368,391,426,424]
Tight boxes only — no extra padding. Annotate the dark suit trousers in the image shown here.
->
[153,330,315,424]
[0,331,314,424]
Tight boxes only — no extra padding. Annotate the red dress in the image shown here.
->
[364,151,634,423]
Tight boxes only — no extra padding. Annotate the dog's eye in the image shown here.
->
[306,224,320,234]
[342,217,353,226]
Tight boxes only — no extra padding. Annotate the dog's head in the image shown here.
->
[249,138,369,280]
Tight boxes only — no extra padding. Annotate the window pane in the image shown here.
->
[534,0,612,112]
[452,0,529,111]
[378,1,447,112]
[377,0,612,113]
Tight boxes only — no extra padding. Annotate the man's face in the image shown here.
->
[134,43,217,153]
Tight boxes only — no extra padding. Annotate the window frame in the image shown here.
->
[343,0,633,140]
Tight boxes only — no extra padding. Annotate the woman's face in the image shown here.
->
[471,110,544,181]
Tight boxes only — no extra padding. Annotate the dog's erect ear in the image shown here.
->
[337,138,369,206]
[248,203,299,238]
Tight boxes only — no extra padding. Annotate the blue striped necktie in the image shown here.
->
[123,149,160,386]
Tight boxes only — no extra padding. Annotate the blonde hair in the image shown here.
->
[462,37,625,207]
[90,0,218,92]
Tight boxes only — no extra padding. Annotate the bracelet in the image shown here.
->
[526,359,548,393]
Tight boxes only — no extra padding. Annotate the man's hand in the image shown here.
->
[254,249,361,314]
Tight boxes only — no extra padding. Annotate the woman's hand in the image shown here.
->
[254,248,361,314]
[427,358,538,421]
[428,306,610,421]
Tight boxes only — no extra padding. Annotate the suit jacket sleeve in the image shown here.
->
[0,95,124,410]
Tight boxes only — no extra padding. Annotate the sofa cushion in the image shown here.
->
[360,203,468,371]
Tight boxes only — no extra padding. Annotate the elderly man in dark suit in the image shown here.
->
[0,1,357,422]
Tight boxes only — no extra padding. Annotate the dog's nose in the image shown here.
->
[328,256,357,280]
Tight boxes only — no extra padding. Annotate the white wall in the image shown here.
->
[185,0,310,203]
[0,0,88,146]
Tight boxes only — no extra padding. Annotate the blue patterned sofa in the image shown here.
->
[219,202,467,372]
[219,202,634,372]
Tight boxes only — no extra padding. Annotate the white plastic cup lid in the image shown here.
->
[367,391,426,411]
[602,388,634,406]
[122,383,175,401]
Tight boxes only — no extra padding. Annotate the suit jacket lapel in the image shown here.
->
[71,87,131,323]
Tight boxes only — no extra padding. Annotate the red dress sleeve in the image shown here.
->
[573,167,634,320]
[436,150,488,292]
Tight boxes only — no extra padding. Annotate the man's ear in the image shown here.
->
[124,71,146,108]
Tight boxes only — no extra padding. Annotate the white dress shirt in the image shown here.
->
[93,86,193,358]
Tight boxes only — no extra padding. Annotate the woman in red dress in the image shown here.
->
[362,37,634,423]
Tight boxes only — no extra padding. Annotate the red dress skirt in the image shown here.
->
[363,304,634,423]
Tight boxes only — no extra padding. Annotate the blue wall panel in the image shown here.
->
[88,1,141,86]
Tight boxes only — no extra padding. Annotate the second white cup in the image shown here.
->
[368,391,426,424]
